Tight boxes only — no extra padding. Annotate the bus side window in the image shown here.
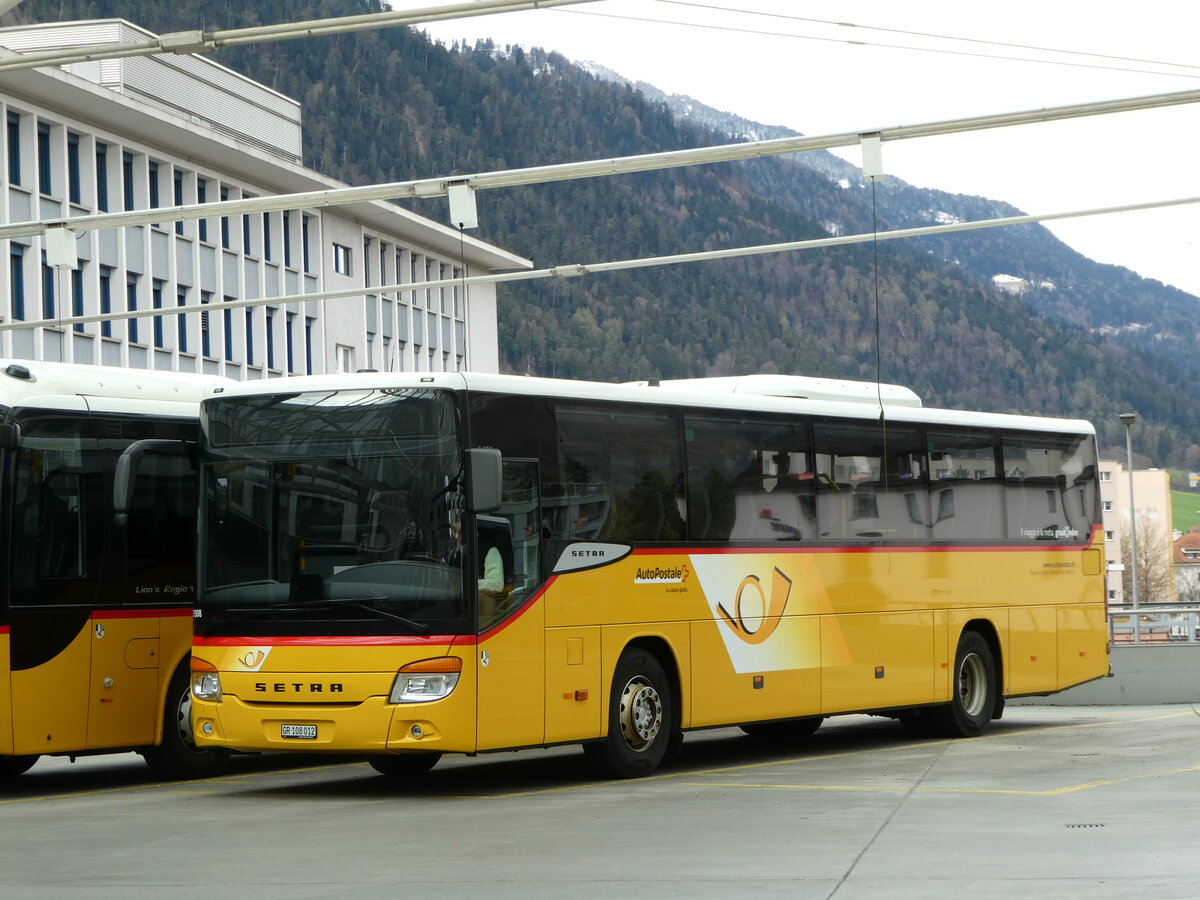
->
[38,471,84,578]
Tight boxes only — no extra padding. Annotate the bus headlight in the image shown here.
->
[190,657,222,702]
[389,657,463,703]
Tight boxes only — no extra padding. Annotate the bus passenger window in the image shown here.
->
[683,412,812,542]
[814,419,927,541]
[552,405,685,543]
[1003,432,1096,541]
[927,429,1003,542]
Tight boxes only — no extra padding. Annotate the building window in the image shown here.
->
[337,343,353,373]
[220,186,230,249]
[283,212,292,268]
[174,170,185,235]
[122,152,135,211]
[7,111,21,185]
[1100,471,1112,483]
[177,286,188,352]
[148,161,160,211]
[266,307,275,369]
[223,297,234,361]
[1102,500,1113,511]
[40,256,54,319]
[245,308,254,365]
[242,196,255,256]
[201,290,213,357]
[286,311,295,372]
[152,279,165,348]
[95,142,108,211]
[1105,530,1115,541]
[126,275,140,343]
[8,245,24,321]
[301,217,311,272]
[305,316,313,374]
[262,212,272,262]
[196,179,208,242]
[66,132,81,204]
[332,243,352,276]
[99,266,112,337]
[36,122,51,196]
[71,265,84,333]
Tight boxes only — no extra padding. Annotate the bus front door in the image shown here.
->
[474,460,546,751]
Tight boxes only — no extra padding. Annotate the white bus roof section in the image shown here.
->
[641,375,923,408]
[0,359,231,412]
[204,371,1095,437]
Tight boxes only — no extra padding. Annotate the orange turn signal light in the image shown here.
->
[399,657,464,674]
[190,657,218,673]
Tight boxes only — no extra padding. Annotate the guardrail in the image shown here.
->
[1107,603,1200,644]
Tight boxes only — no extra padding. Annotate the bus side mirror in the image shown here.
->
[466,448,502,514]
[113,439,195,526]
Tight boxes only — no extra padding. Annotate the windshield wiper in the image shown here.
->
[277,596,431,633]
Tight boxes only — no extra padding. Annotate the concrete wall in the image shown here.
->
[1010,644,1200,705]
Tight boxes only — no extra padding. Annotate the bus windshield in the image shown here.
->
[197,387,469,636]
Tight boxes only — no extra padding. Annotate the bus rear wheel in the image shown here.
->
[929,630,996,738]
[369,752,441,777]
[584,648,675,779]
[142,665,230,779]
[0,754,38,778]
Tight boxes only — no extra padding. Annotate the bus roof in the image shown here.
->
[201,371,1096,436]
[0,359,231,414]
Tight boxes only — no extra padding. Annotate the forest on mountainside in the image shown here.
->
[7,0,1200,466]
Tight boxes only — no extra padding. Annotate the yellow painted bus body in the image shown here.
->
[191,538,1107,756]
[0,610,193,757]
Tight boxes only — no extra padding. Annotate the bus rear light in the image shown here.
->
[389,657,463,704]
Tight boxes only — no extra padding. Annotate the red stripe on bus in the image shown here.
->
[195,634,461,647]
[90,608,193,620]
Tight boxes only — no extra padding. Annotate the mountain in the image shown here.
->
[5,1,1200,468]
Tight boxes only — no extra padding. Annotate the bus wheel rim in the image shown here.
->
[958,652,987,718]
[618,677,662,751]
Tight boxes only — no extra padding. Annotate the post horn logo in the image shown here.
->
[717,567,792,645]
[239,649,268,670]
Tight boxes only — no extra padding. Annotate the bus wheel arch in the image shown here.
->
[141,660,230,779]
[930,624,1000,738]
[585,639,680,778]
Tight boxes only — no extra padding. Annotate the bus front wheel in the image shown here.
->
[584,648,674,778]
[142,665,230,779]
[929,630,996,738]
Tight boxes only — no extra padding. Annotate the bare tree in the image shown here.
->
[1118,516,1174,604]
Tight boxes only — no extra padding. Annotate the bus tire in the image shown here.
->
[142,665,230,779]
[584,648,674,779]
[741,717,824,740]
[929,630,996,738]
[0,754,38,778]
[368,753,441,777]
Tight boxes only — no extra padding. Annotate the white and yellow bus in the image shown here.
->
[190,372,1108,778]
[0,360,230,779]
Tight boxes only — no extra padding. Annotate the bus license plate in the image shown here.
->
[281,724,317,739]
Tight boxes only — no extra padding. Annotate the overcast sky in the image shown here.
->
[418,0,1200,297]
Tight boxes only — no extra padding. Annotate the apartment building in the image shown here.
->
[0,19,528,377]
[1098,459,1174,604]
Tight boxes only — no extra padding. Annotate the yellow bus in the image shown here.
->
[190,372,1108,777]
[0,360,230,779]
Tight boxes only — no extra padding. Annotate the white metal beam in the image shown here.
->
[1,86,1198,243]
[0,0,597,71]
[10,191,1199,334]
